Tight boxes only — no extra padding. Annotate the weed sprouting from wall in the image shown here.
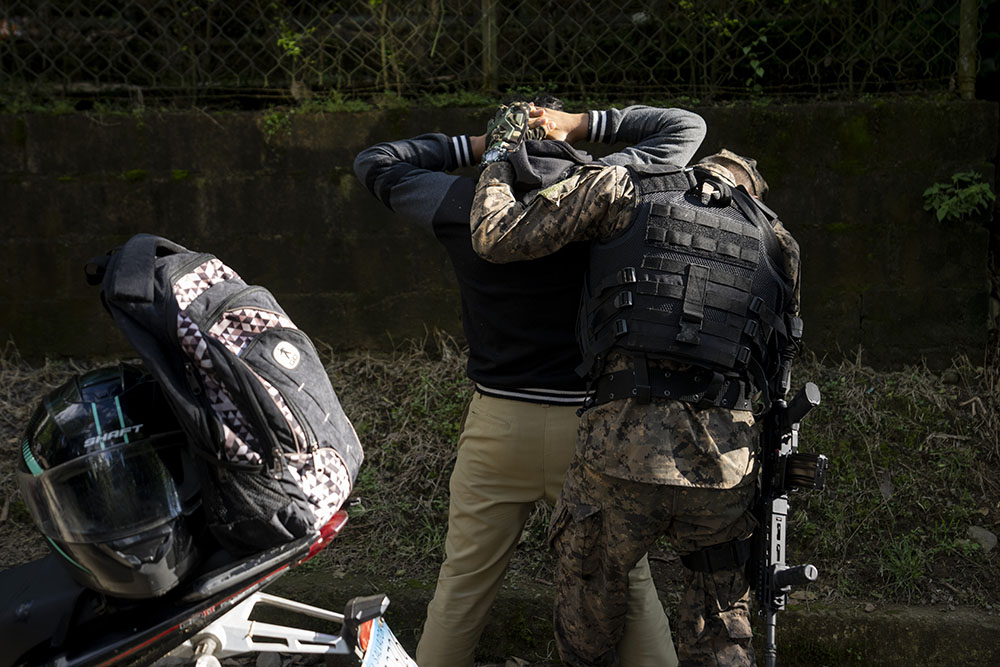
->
[923,171,996,223]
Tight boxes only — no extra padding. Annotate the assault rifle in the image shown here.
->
[753,381,828,667]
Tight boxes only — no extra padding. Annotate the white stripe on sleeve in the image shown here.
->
[451,135,472,168]
[589,110,608,143]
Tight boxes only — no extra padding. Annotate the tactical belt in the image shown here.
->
[587,366,753,411]
[680,538,752,573]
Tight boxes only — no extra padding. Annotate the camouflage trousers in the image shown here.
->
[549,457,757,667]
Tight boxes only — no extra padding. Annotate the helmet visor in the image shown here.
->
[18,437,185,543]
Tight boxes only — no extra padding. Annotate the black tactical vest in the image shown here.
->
[577,165,797,396]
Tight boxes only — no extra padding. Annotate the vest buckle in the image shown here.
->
[614,291,633,309]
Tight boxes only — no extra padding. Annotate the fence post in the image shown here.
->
[957,0,977,99]
[481,0,498,92]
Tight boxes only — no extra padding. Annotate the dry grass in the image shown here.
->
[788,349,999,608]
[1,337,996,613]
[315,332,472,574]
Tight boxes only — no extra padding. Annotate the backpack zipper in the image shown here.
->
[240,329,320,455]
[240,354,316,457]
[223,345,286,476]
[281,388,317,455]
[200,286,268,331]
[167,253,218,285]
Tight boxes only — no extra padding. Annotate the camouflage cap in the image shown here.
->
[695,149,769,201]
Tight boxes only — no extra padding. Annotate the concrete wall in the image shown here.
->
[1,101,996,367]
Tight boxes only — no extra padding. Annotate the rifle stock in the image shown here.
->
[754,381,828,667]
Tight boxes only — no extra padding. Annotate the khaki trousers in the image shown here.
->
[416,393,678,667]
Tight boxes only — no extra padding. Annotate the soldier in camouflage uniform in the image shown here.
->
[470,107,801,667]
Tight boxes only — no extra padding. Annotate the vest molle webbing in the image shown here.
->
[577,167,796,401]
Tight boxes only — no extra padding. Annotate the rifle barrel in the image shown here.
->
[764,609,778,667]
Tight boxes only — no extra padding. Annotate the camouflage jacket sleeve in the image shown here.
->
[353,133,476,233]
[471,161,634,262]
[471,106,707,263]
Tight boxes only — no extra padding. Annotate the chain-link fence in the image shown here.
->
[0,0,988,106]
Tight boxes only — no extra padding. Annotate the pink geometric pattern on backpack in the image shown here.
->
[286,447,353,528]
[209,308,296,356]
[173,259,260,465]
[174,258,240,310]
[176,311,261,464]
[247,372,353,527]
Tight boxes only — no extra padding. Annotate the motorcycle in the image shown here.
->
[0,509,416,667]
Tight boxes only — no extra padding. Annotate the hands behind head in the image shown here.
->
[528,105,587,143]
[471,105,589,161]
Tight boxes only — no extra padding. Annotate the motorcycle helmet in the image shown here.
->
[16,363,202,599]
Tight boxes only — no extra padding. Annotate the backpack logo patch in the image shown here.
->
[273,341,301,370]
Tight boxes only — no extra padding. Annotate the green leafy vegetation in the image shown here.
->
[742,35,768,94]
[318,334,469,572]
[923,171,996,223]
[261,110,292,138]
[0,92,76,115]
[276,19,315,63]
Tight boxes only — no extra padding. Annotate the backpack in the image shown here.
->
[86,233,363,556]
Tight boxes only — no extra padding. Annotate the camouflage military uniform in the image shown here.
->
[472,155,801,667]
[471,162,634,261]
[547,350,759,667]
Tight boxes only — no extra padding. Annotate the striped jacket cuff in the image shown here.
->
[449,135,474,169]
[588,110,611,143]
